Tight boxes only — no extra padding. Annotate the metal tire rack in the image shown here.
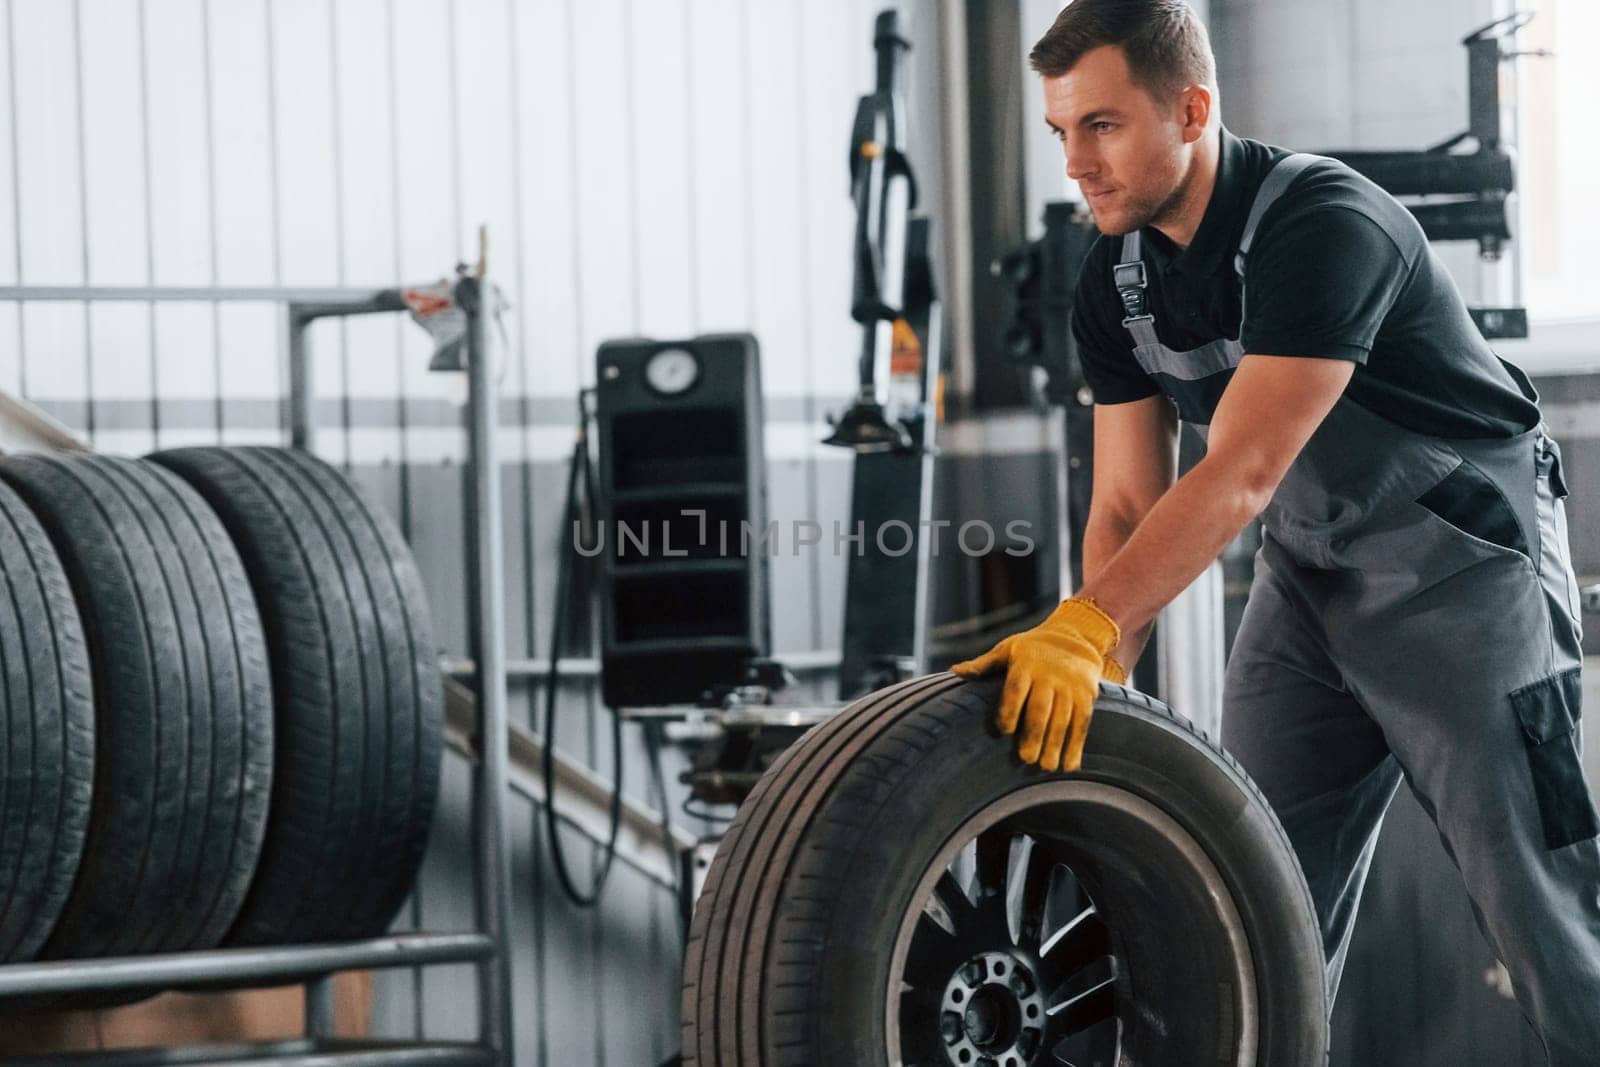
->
[0,279,516,1065]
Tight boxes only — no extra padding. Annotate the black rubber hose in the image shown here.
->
[543,392,624,908]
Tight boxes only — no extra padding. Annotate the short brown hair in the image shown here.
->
[1029,0,1216,103]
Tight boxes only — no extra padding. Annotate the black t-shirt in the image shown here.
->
[1070,127,1541,438]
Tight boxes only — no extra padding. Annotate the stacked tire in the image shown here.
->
[151,447,443,949]
[0,479,95,965]
[0,448,442,997]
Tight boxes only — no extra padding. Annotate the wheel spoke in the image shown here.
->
[902,910,967,984]
[1046,972,1117,1036]
[1037,904,1112,984]
[896,983,951,1065]
[971,824,1012,903]
[930,869,979,932]
[1049,1013,1121,1067]
[1010,833,1067,949]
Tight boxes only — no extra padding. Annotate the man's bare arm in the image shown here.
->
[1076,354,1356,637]
[1081,394,1178,670]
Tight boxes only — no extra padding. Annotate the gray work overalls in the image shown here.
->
[1113,153,1600,1065]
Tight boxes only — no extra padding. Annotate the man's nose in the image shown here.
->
[1063,137,1097,181]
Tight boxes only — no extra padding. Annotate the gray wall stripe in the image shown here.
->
[28,393,859,431]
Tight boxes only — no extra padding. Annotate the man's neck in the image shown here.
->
[1150,131,1221,251]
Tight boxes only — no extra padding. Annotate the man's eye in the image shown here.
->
[1094,122,1115,133]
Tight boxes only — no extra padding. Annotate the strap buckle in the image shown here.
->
[1113,260,1148,318]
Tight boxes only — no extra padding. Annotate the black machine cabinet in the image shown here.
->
[594,334,771,708]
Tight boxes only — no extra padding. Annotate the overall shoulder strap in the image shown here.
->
[1113,231,1159,348]
[1233,152,1326,332]
[1234,152,1324,278]
[1112,151,1326,349]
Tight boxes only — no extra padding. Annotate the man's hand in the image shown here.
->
[950,597,1126,772]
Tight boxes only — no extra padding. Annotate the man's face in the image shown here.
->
[1042,45,1193,236]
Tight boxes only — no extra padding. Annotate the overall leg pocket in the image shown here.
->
[1510,666,1600,850]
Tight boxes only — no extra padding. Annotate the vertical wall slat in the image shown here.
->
[13,1,84,287]
[70,0,94,441]
[624,0,694,339]
[684,0,753,332]
[267,0,345,461]
[199,0,223,441]
[14,0,87,424]
[144,0,214,446]
[80,0,155,453]
[517,0,582,675]
[209,0,282,446]
[324,0,352,465]
[391,0,468,657]
[334,0,405,491]
[569,0,637,367]
[415,752,481,1042]
[0,1,19,396]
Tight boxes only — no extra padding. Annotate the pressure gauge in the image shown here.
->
[644,347,701,396]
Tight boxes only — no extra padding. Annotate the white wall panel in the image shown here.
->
[88,303,155,454]
[268,0,339,287]
[208,0,276,286]
[0,306,18,394]
[10,0,86,423]
[149,298,216,416]
[145,0,213,285]
[0,2,17,288]
[391,0,460,425]
[626,0,695,340]
[452,0,517,302]
[514,0,582,400]
[12,0,82,288]
[20,304,87,409]
[81,0,149,285]
[332,0,403,465]
[743,0,807,397]
[333,0,399,288]
[685,0,754,333]
[570,0,637,373]
[799,1,867,401]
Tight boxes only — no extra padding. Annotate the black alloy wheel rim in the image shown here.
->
[887,781,1259,1067]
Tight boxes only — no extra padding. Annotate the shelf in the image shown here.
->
[22,1038,494,1066]
[0,933,494,997]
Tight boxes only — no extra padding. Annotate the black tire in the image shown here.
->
[150,446,444,946]
[0,455,274,960]
[0,480,94,964]
[682,673,1330,1066]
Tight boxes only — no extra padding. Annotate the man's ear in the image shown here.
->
[1178,84,1213,143]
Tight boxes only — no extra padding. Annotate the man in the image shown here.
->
[950,1,1600,1062]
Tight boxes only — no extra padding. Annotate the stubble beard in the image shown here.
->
[1090,158,1193,238]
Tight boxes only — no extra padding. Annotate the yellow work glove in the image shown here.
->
[950,597,1124,772]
